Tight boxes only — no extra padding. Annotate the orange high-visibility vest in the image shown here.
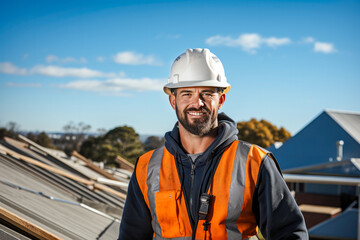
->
[136,140,267,240]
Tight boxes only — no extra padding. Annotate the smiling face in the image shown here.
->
[169,87,225,136]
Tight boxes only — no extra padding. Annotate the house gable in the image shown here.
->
[271,111,360,170]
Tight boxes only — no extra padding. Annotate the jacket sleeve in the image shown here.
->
[118,170,154,240]
[252,155,309,240]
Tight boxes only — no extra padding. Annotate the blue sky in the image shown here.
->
[1,0,359,136]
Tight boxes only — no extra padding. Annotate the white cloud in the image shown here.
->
[46,55,88,64]
[0,62,28,75]
[30,65,117,78]
[97,56,105,62]
[113,51,162,65]
[314,42,337,54]
[205,33,291,53]
[0,62,123,78]
[263,37,291,47]
[60,77,165,93]
[7,82,42,88]
[302,37,315,43]
[236,34,262,53]
[300,37,337,54]
[46,55,59,63]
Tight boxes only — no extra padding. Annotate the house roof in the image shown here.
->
[1,143,125,209]
[0,136,129,239]
[326,109,360,144]
[284,158,360,177]
[0,154,120,239]
[269,109,360,170]
[308,206,358,240]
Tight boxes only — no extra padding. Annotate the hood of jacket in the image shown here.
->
[164,112,238,166]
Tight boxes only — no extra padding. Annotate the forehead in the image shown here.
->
[176,87,217,92]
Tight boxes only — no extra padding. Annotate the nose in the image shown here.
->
[190,94,205,108]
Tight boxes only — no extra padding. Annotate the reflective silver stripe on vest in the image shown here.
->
[146,147,192,240]
[147,147,164,239]
[225,141,251,239]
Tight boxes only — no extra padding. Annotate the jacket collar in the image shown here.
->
[164,112,238,165]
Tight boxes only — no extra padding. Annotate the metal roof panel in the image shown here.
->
[326,109,360,144]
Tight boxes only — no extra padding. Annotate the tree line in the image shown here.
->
[0,118,291,166]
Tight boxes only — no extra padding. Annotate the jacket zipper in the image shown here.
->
[175,153,223,240]
[174,155,195,231]
[189,162,196,221]
[192,152,223,240]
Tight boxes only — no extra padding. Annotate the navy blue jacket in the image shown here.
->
[118,113,308,239]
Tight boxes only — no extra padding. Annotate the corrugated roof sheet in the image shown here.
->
[0,136,130,239]
[0,182,120,240]
[326,109,360,144]
[1,144,124,209]
[0,223,32,240]
[0,156,74,202]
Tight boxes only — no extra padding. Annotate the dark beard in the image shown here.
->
[176,105,217,136]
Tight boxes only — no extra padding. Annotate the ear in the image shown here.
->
[169,93,176,110]
[218,94,226,109]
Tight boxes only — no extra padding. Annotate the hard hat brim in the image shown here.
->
[163,80,231,95]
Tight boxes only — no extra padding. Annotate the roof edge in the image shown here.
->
[325,108,360,115]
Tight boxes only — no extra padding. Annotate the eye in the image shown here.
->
[201,93,214,98]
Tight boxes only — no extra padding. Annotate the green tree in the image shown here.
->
[144,136,164,152]
[0,122,21,139]
[26,132,56,149]
[104,126,144,161]
[79,125,144,165]
[26,132,37,142]
[0,128,10,139]
[237,118,291,148]
[37,132,55,148]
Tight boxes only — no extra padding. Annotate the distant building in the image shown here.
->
[282,158,360,239]
[268,109,360,238]
[269,109,360,170]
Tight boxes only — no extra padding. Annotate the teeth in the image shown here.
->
[188,112,204,116]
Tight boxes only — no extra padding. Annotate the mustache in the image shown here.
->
[185,106,210,114]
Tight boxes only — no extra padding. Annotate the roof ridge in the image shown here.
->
[325,109,360,115]
[325,110,360,144]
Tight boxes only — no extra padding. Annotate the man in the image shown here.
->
[118,48,308,240]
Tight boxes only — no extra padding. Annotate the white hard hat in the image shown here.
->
[164,48,231,95]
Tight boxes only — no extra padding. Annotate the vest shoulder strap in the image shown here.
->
[135,148,163,209]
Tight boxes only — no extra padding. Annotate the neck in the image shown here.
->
[178,124,218,154]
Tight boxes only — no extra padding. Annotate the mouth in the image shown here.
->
[187,111,206,116]
[185,107,210,119]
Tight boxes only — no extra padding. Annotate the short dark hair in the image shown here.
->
[216,87,225,93]
[171,87,225,96]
